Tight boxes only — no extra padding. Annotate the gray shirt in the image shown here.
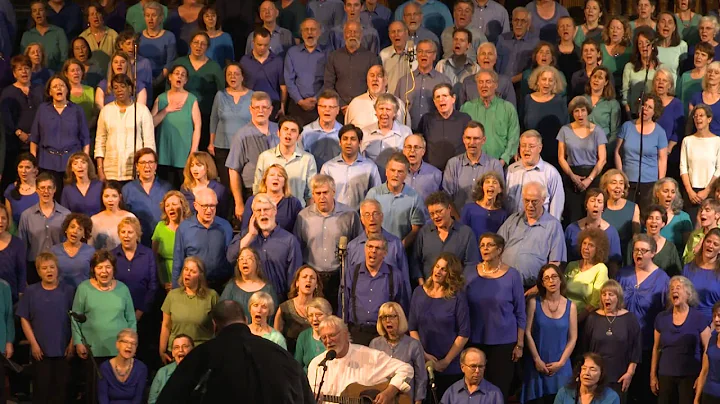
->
[293,202,363,273]
[225,122,280,187]
[412,220,480,280]
[556,124,608,167]
[369,335,428,402]
[323,47,382,106]
[18,202,71,262]
[394,69,451,131]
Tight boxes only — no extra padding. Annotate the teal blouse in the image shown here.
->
[294,327,325,373]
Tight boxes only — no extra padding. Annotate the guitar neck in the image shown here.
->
[321,395,363,404]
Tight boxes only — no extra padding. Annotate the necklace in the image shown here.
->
[545,298,561,313]
[481,261,500,275]
[145,29,161,38]
[96,280,113,291]
[113,358,134,378]
[53,102,67,109]
[605,311,617,336]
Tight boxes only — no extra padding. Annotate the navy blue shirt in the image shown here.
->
[172,216,233,286]
[342,261,407,326]
[284,44,327,103]
[60,180,104,217]
[45,0,84,39]
[0,236,27,303]
[181,180,231,217]
[240,195,303,234]
[655,307,708,377]
[240,52,286,102]
[29,102,90,172]
[122,179,173,247]
[16,282,75,357]
[0,84,44,154]
[348,229,411,301]
[112,244,158,313]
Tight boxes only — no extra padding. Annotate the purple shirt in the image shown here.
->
[655,307,708,377]
[112,244,158,313]
[241,195,303,234]
[16,282,74,357]
[408,286,470,374]
[3,184,39,226]
[98,359,147,404]
[0,236,26,302]
[60,180,103,217]
[348,229,412,302]
[240,52,286,102]
[29,102,90,172]
[122,179,173,247]
[682,263,720,325]
[342,262,408,325]
[0,84,44,154]
[616,266,669,350]
[460,204,508,240]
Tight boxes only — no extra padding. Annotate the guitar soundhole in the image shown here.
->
[359,388,382,404]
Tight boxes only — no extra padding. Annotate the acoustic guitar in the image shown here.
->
[320,382,412,404]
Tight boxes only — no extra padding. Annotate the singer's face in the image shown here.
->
[461,351,486,385]
[476,72,497,98]
[637,0,654,18]
[476,45,497,69]
[312,184,335,213]
[307,307,325,332]
[319,325,347,353]
[38,259,58,284]
[453,2,473,28]
[264,167,286,194]
[116,336,138,359]
[402,4,422,31]
[580,358,601,388]
[112,56,128,75]
[403,135,425,165]
[360,203,383,233]
[365,240,387,267]
[433,87,455,115]
[119,39,135,54]
[301,20,320,48]
[93,260,114,285]
[452,32,470,56]
[295,267,318,295]
[388,22,407,48]
[367,66,387,95]
[171,336,193,364]
[699,21,717,43]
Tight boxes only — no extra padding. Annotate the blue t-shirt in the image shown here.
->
[556,124,608,167]
[617,121,668,183]
[654,307,708,377]
[682,263,720,325]
[16,282,75,357]
[3,184,39,225]
[705,331,720,397]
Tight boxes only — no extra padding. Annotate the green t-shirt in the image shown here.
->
[152,221,175,285]
[161,288,218,346]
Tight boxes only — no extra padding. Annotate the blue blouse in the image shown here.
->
[682,262,720,325]
[690,91,720,136]
[4,184,39,225]
[616,266,670,350]
[0,236,26,303]
[59,180,103,217]
[656,98,685,144]
[564,222,623,264]
[240,195,303,234]
[617,121,668,184]
[122,179,173,247]
[209,89,254,149]
[655,307,707,377]
[29,102,90,172]
[459,203,508,241]
[207,32,235,67]
[50,243,95,288]
[138,31,177,79]
[112,244,158,313]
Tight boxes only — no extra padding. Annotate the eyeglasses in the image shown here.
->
[379,314,398,321]
[365,244,385,252]
[118,339,137,346]
[542,274,560,282]
[403,145,424,151]
[633,248,651,255]
[37,186,55,192]
[320,330,341,343]
[417,50,436,55]
[519,144,539,150]
[198,204,217,211]
[429,208,447,218]
[361,212,382,219]
[462,363,486,371]
[137,160,156,166]
[251,105,272,111]
[191,40,208,47]
[523,199,541,206]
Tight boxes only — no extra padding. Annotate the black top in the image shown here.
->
[156,323,315,404]
[558,47,582,91]
[583,311,643,381]
[418,109,472,171]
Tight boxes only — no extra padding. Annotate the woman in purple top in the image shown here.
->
[696,303,720,403]
[180,151,230,218]
[653,68,685,182]
[683,228,720,325]
[651,276,711,404]
[459,171,508,241]
[466,233,526,399]
[60,152,103,217]
[98,328,148,404]
[50,213,95,288]
[29,74,91,185]
[3,153,39,231]
[409,252,470,399]
[241,164,303,233]
[112,217,157,318]
[0,205,27,303]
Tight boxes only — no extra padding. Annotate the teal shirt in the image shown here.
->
[126,3,168,33]
[219,281,279,324]
[156,91,198,168]
[660,210,694,254]
[148,361,177,404]
[677,71,702,115]
[460,96,520,163]
[167,56,224,116]
[20,25,69,72]
[587,96,622,144]
[675,13,702,48]
[294,327,325,373]
[262,328,287,349]
[71,280,137,357]
[600,43,632,85]
[0,281,14,352]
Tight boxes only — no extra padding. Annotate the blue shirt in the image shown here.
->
[471,0,510,44]
[554,386,620,404]
[505,158,565,221]
[172,216,233,286]
[50,243,94,288]
[284,44,327,103]
[405,162,442,207]
[442,152,504,213]
[342,261,408,325]
[0,236,26,302]
[348,229,412,303]
[207,32,235,67]
[657,98,685,145]
[465,266,526,346]
[3,185,39,226]
[394,0,453,39]
[45,0,83,39]
[227,226,302,298]
[138,31,177,79]
[112,244,158,313]
[225,122,280,187]
[705,331,720,397]
[412,221,480,280]
[690,91,720,136]
[526,1,570,43]
[460,204,507,240]
[682,263,720,325]
[60,180,103,217]
[30,102,90,172]
[497,212,567,286]
[122,179,173,247]
[556,124,608,167]
[301,120,342,169]
[245,25,294,58]
[18,203,70,262]
[361,4,392,48]
[616,266,669,350]
[655,307,707,376]
[394,69,451,131]
[660,210,693,254]
[365,183,426,240]
[440,378,504,404]
[240,195,303,234]
[320,154,382,210]
[16,282,74,358]
[564,222,622,264]
[209,89,254,150]
[496,31,539,78]
[617,121,669,184]
[240,52,285,102]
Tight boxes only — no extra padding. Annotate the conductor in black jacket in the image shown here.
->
[156,300,315,404]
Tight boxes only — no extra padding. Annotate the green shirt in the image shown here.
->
[587,96,622,144]
[564,261,609,313]
[71,280,137,357]
[148,361,177,404]
[294,327,325,373]
[152,221,175,286]
[262,328,287,349]
[70,86,97,128]
[0,281,14,352]
[161,287,218,346]
[125,3,168,33]
[626,237,683,277]
[677,72,702,115]
[460,96,520,163]
[168,56,224,116]
[20,25,69,72]
[600,43,632,84]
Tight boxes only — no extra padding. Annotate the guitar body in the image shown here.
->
[322,382,412,404]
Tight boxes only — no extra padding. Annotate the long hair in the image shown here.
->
[181,151,219,191]
[64,152,98,184]
[287,265,324,299]
[693,227,720,275]
[630,26,660,72]
[179,256,211,299]
[159,190,191,224]
[651,177,683,214]
[106,51,135,94]
[565,353,611,401]
[584,66,616,100]
[422,252,465,299]
[471,171,505,208]
[258,164,292,197]
[235,247,266,282]
[536,264,566,296]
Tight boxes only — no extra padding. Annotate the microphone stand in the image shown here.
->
[315,362,329,402]
[633,45,653,203]
[403,43,416,127]
[132,40,139,180]
[69,314,101,379]
[338,246,347,322]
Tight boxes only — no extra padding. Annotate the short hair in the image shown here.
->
[528,65,566,94]
[23,42,47,68]
[90,249,116,279]
[376,302,409,336]
[251,91,272,104]
[693,103,715,121]
[142,1,165,18]
[432,82,454,97]
[667,276,700,309]
[600,169,630,199]
[520,129,543,145]
[643,204,668,225]
[417,39,437,53]
[512,6,530,19]
[375,93,400,112]
[310,174,336,192]
[172,333,196,348]
[638,92,664,121]
[454,0,475,11]
[360,198,383,214]
[35,252,58,270]
[62,57,86,81]
[651,177,683,214]
[182,151,219,191]
[319,315,348,334]
[179,257,211,298]
[653,67,676,96]
[479,232,506,253]
[576,227,610,264]
[159,190,192,224]
[536,264,566,296]
[198,5,222,30]
[522,180,549,201]
[632,233,657,254]
[366,232,388,251]
[134,148,158,166]
[338,124,363,142]
[307,297,333,315]
[61,213,93,242]
[386,152,410,170]
[476,68,499,84]
[459,347,486,365]
[566,353,610,395]
[465,120,485,135]
[109,72,135,94]
[699,15,720,35]
[10,55,32,71]
[602,16,631,47]
[248,291,276,314]
[584,66,616,100]
[64,152,98,184]
[258,164,292,197]
[211,300,247,329]
[116,328,138,342]
[115,31,138,50]
[36,172,56,188]
[318,89,340,104]
[452,27,472,43]
[568,95,593,115]
[45,74,70,99]
[703,62,720,91]
[695,41,716,60]
[422,252,465,298]
[424,191,452,208]
[278,115,303,134]
[287,265,324,299]
[600,279,625,309]
[117,216,142,239]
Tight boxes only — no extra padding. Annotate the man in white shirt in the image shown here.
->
[345,64,410,129]
[308,315,413,403]
[379,21,417,93]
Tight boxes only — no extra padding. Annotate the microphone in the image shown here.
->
[406,40,416,62]
[338,236,348,256]
[68,311,87,323]
[426,360,435,382]
[319,350,337,368]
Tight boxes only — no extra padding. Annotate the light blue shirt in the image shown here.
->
[284,44,328,102]
[301,119,342,169]
[442,153,504,213]
[320,154,382,210]
[617,121,668,184]
[361,122,413,178]
[253,145,318,205]
[225,122,280,187]
[497,211,567,286]
[470,0,510,44]
[209,89,254,149]
[148,362,177,404]
[505,158,565,221]
[406,161,442,203]
[440,378,504,404]
[554,386,620,404]
[366,183,426,240]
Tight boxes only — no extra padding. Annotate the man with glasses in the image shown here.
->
[497,181,565,290]
[285,18,327,126]
[496,7,538,84]
[505,130,564,220]
[226,193,302,298]
[341,234,407,345]
[300,90,343,169]
[148,334,195,404]
[441,348,503,403]
[172,188,233,292]
[240,27,287,117]
[442,121,503,215]
[308,315,413,402]
[18,172,70,284]
[413,191,479,285]
[418,83,471,171]
[403,134,441,207]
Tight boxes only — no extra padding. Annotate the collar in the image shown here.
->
[332,153,367,164]
[300,43,324,53]
[429,220,458,233]
[379,182,411,196]
[251,52,275,63]
[272,145,303,159]
[360,261,391,276]
[459,378,490,395]
[189,215,221,230]
[113,245,149,259]
[370,121,403,136]
[32,202,64,215]
[513,32,531,41]
[474,0,491,8]
[461,152,488,166]
[414,68,438,77]
[520,158,545,171]
[309,201,348,217]
[445,56,474,69]
[522,211,553,227]
[307,119,342,133]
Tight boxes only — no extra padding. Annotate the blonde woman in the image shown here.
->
[275,265,323,353]
[180,151,229,215]
[152,191,191,292]
[95,51,148,109]
[294,297,332,372]
[523,65,568,166]
[248,291,286,349]
[241,164,302,233]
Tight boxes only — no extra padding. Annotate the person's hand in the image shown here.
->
[434,358,449,372]
[160,350,172,364]
[97,168,106,182]
[650,374,659,395]
[524,286,539,297]
[372,387,396,404]
[298,98,317,111]
[135,310,143,320]
[30,342,43,361]
[545,361,563,376]
[688,189,703,205]
[512,345,523,362]
[424,352,438,363]
[534,358,548,374]
[234,202,244,221]
[164,282,172,292]
[64,342,74,359]
[247,213,259,237]
[275,104,286,119]
[207,144,215,156]
[698,188,710,201]
[76,344,88,359]
[165,100,183,113]
[16,130,29,143]
[5,343,13,359]
[579,177,593,192]
[618,372,634,392]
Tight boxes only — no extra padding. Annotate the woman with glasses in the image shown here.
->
[68,37,104,89]
[370,302,427,404]
[522,264,578,404]
[616,233,670,404]
[294,297,332,373]
[220,247,278,324]
[98,329,147,404]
